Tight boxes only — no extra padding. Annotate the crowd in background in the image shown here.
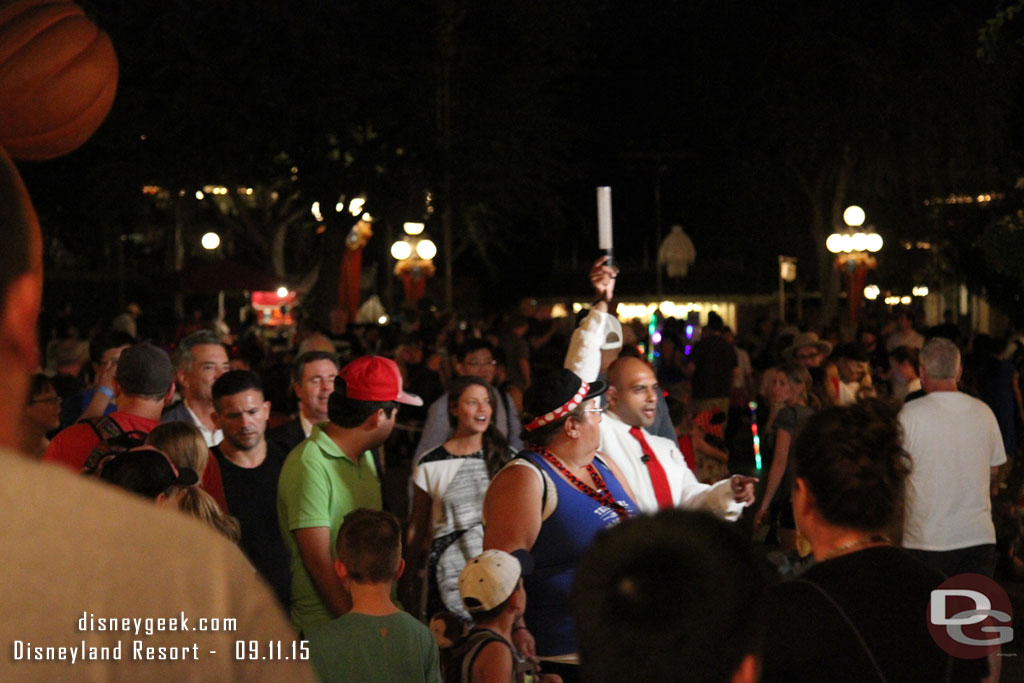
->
[24,292,1024,681]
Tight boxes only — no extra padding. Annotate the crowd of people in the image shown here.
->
[7,162,1020,681]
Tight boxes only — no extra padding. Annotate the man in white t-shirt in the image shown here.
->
[900,337,1005,577]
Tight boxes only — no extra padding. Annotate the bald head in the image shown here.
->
[607,357,660,428]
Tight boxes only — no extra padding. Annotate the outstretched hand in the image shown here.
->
[512,626,537,662]
[589,256,619,304]
[730,475,758,505]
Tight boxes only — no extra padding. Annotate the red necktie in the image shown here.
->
[628,426,674,509]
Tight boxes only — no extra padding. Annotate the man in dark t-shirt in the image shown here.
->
[212,370,291,608]
[689,311,737,431]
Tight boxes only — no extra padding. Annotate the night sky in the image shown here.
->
[14,0,1023,319]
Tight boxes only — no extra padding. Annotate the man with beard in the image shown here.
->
[212,370,291,607]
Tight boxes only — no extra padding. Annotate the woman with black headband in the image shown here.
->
[481,368,637,683]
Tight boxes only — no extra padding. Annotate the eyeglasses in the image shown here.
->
[29,395,61,405]
[464,359,497,367]
[795,350,820,360]
[583,406,606,415]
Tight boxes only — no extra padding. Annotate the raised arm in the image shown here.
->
[564,256,618,383]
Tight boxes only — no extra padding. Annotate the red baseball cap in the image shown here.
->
[339,356,423,406]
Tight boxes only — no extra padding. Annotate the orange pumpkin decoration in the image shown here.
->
[0,0,118,160]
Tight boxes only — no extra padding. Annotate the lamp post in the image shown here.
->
[392,222,437,306]
[827,205,883,331]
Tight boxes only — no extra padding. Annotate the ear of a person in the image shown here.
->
[605,385,618,408]
[2,272,41,370]
[731,653,760,683]
[791,478,816,525]
[333,558,349,582]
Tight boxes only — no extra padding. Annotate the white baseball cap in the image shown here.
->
[458,549,533,613]
[600,314,623,351]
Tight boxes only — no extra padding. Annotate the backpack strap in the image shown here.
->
[460,628,513,683]
[85,415,125,441]
[791,578,889,683]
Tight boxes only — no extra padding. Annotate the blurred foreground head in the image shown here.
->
[572,509,765,683]
[0,148,44,449]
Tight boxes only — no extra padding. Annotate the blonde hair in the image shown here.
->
[147,422,238,541]
[147,421,209,479]
[179,486,241,543]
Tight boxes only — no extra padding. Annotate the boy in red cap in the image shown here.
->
[277,356,422,634]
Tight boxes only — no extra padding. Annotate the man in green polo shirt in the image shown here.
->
[278,355,422,633]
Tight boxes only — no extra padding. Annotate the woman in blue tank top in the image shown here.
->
[482,368,637,683]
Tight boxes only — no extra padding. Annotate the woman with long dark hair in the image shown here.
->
[405,375,512,621]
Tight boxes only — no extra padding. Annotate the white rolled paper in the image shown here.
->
[597,186,613,250]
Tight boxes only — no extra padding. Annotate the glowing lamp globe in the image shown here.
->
[843,205,865,227]
[391,241,412,260]
[201,232,220,250]
[416,239,437,260]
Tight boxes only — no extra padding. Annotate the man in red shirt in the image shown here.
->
[43,341,175,471]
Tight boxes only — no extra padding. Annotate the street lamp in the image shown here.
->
[827,206,883,258]
[392,222,436,305]
[201,232,220,250]
[828,206,883,330]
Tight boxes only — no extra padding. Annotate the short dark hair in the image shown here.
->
[292,350,338,385]
[705,310,724,330]
[572,510,764,683]
[793,398,911,534]
[89,330,135,364]
[888,345,919,372]
[173,330,224,371]
[455,339,494,362]
[212,370,263,408]
[28,373,54,400]
[336,508,401,584]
